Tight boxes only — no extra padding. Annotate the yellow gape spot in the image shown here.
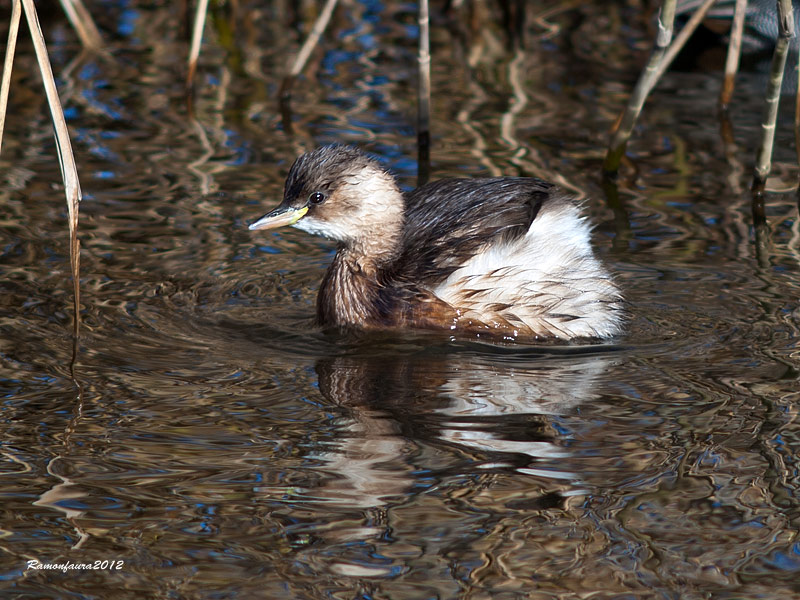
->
[288,206,308,225]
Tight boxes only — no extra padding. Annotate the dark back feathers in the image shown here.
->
[394,177,557,284]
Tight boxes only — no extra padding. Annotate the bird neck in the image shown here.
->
[316,173,406,328]
[317,250,388,328]
[342,227,402,274]
[341,191,405,274]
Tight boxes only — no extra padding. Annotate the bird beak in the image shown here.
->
[248,205,308,231]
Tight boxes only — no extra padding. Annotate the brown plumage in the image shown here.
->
[249,145,624,340]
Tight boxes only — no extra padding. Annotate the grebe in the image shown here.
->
[249,146,623,340]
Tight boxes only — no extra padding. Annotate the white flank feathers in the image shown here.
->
[431,201,623,339]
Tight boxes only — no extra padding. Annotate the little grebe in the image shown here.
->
[249,146,623,340]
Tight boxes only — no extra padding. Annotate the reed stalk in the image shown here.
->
[719,0,748,109]
[752,0,794,191]
[57,0,103,51]
[417,0,431,186]
[0,0,22,154]
[752,191,770,267]
[279,0,339,133]
[21,0,83,336]
[187,0,211,91]
[604,0,676,175]
[652,0,719,83]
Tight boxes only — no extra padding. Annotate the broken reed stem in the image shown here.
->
[280,0,338,99]
[720,0,748,109]
[290,0,338,78]
[753,0,794,190]
[417,0,431,187]
[21,0,83,335]
[279,0,339,133]
[652,0,719,84]
[0,0,22,154]
[57,0,103,51]
[603,0,676,175]
[186,0,210,91]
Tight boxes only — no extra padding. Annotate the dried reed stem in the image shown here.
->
[58,0,103,51]
[753,0,794,190]
[279,0,339,132]
[604,0,676,175]
[417,0,431,186]
[280,0,338,95]
[290,0,338,79]
[21,0,83,335]
[652,0,719,83]
[0,0,22,154]
[719,0,748,109]
[187,0,210,90]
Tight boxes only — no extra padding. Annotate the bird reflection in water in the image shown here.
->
[308,343,617,511]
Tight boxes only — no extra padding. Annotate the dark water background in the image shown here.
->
[2,1,800,598]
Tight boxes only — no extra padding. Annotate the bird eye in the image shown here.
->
[308,192,326,205]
